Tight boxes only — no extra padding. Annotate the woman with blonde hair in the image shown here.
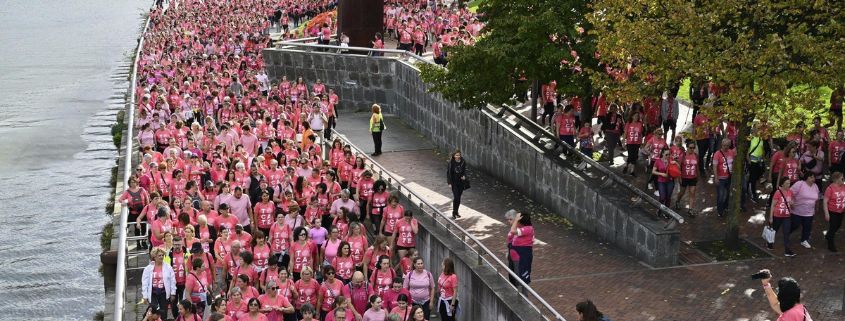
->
[369,104,385,156]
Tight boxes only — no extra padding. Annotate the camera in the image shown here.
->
[750,271,771,280]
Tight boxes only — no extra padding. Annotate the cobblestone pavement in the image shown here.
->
[336,112,845,321]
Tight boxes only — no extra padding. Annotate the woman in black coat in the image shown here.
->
[446,149,467,219]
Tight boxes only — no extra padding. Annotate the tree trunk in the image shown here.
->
[726,117,753,248]
[530,79,539,122]
[580,85,594,125]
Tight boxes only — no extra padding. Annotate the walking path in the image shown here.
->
[335,112,845,320]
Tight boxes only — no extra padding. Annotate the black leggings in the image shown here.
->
[828,212,843,242]
[438,299,459,321]
[451,183,464,216]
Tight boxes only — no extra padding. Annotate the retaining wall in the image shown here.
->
[263,48,680,267]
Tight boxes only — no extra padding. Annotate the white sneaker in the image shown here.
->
[654,191,659,197]
[800,241,811,249]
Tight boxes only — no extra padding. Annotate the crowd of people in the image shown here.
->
[121,1,482,321]
[543,81,845,256]
[375,1,483,66]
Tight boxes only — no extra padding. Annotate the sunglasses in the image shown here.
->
[326,271,335,275]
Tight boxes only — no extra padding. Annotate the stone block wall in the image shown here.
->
[263,48,680,267]
[262,49,394,112]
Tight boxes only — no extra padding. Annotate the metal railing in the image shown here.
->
[482,104,686,225]
[270,41,684,225]
[274,40,431,66]
[114,4,155,321]
[326,131,568,321]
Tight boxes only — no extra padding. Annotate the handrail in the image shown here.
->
[327,130,567,321]
[114,4,155,321]
[484,104,685,224]
[274,40,430,65]
[270,41,683,225]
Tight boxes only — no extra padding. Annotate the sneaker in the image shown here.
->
[687,209,696,217]
[800,241,812,249]
[653,191,659,197]
[784,250,796,257]
[766,243,774,250]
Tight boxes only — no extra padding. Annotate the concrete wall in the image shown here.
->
[263,49,394,112]
[263,48,680,267]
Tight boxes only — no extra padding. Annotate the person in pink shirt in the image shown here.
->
[258,279,295,321]
[317,265,345,320]
[382,278,411,312]
[392,210,418,260]
[436,258,458,321]
[789,172,819,251]
[509,212,534,285]
[325,296,360,321]
[713,138,736,217]
[758,269,809,321]
[321,226,343,266]
[823,172,845,252]
[389,294,413,321]
[332,241,355,284]
[553,105,577,148]
[828,129,845,174]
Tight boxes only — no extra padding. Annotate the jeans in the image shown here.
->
[451,183,464,216]
[770,216,792,250]
[657,180,675,208]
[789,214,814,243]
[717,178,731,215]
[151,287,170,319]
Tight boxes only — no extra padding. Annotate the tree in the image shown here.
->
[589,0,845,246]
[419,0,600,120]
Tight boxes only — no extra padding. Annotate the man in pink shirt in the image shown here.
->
[240,125,259,157]
[227,186,254,232]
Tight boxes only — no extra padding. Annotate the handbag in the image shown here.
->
[667,162,681,179]
[463,178,471,190]
[762,226,775,243]
[378,115,385,131]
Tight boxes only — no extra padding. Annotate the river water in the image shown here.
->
[0,0,147,319]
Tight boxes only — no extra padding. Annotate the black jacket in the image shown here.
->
[446,159,466,186]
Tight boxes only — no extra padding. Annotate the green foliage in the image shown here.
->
[100,222,114,252]
[589,0,845,129]
[420,0,598,109]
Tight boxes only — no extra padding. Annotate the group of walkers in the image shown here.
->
[544,80,845,256]
[122,1,473,321]
[372,1,482,66]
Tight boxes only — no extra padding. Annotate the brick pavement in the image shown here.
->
[335,112,845,320]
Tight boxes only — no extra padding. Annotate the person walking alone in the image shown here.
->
[446,150,467,219]
[369,104,385,156]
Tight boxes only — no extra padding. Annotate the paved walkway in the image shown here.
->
[335,112,845,321]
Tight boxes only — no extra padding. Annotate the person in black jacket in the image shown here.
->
[599,104,625,161]
[446,150,467,219]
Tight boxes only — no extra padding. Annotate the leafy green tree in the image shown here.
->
[589,0,845,246]
[419,0,600,119]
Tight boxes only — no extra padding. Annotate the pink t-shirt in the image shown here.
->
[322,238,342,264]
[777,304,806,321]
[403,270,433,304]
[438,273,457,299]
[227,195,252,225]
[394,219,417,248]
[825,183,845,213]
[511,226,534,247]
[790,180,820,217]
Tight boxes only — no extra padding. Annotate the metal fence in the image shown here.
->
[113,3,155,321]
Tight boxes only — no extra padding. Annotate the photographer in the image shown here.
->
[757,269,811,320]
